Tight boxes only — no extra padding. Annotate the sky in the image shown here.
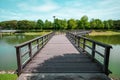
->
[0,0,120,22]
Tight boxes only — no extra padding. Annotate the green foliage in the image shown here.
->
[67,19,77,29]
[17,20,36,30]
[81,15,90,29]
[44,20,53,29]
[0,15,120,30]
[113,20,120,29]
[36,19,44,30]
[0,20,17,29]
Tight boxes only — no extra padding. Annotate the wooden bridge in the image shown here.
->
[15,31,112,80]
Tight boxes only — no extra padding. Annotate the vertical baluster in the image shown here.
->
[92,42,96,61]
[28,43,32,59]
[74,35,76,44]
[104,47,111,75]
[83,39,86,52]
[77,37,80,48]
[42,36,44,47]
[16,47,22,76]
[37,39,39,50]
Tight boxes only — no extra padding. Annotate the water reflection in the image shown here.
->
[88,35,120,45]
[0,34,40,70]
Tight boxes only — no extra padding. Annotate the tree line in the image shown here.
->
[0,15,120,30]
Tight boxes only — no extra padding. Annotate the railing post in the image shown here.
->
[16,47,22,76]
[92,42,96,61]
[28,43,32,59]
[75,35,77,45]
[104,47,111,75]
[83,39,86,52]
[77,37,80,47]
[37,39,39,50]
[42,36,44,47]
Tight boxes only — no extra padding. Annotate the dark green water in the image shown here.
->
[0,34,40,70]
[88,35,120,78]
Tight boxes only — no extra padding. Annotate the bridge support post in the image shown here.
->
[104,47,111,75]
[37,39,39,50]
[28,43,32,59]
[92,42,96,61]
[77,37,80,47]
[83,39,86,52]
[16,47,22,76]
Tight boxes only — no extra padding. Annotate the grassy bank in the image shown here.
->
[0,74,17,80]
[0,30,52,36]
[23,31,51,35]
[89,30,120,36]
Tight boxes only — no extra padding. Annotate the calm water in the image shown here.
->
[0,34,40,70]
[88,35,120,78]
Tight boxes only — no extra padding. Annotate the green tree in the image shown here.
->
[90,18,96,29]
[94,19,104,29]
[76,20,82,29]
[108,20,113,29]
[36,19,44,30]
[54,18,61,30]
[104,21,109,29]
[44,20,53,29]
[17,20,36,30]
[0,20,18,29]
[60,19,68,30]
[113,20,120,30]
[67,19,77,29]
[81,15,90,29]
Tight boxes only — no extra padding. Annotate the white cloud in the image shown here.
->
[18,0,59,12]
[0,0,120,21]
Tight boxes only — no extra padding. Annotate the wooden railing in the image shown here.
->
[66,31,112,75]
[15,32,54,75]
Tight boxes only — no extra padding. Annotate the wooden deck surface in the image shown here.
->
[18,34,110,80]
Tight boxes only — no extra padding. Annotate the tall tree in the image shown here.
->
[17,20,36,30]
[44,20,53,29]
[81,15,90,29]
[108,20,113,29]
[67,19,77,29]
[113,20,120,30]
[90,18,96,29]
[104,21,109,29]
[95,19,104,29]
[36,19,44,30]
[60,19,67,30]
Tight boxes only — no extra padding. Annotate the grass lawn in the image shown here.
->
[23,31,52,35]
[0,30,52,36]
[0,74,17,80]
[89,30,120,36]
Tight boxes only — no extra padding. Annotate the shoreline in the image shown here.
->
[0,70,15,74]
[89,30,120,36]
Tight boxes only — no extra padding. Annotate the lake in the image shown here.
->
[88,35,120,78]
[0,34,40,70]
[0,33,120,78]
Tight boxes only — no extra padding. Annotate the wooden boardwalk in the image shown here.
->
[17,34,111,80]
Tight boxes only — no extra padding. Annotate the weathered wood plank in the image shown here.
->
[18,73,111,80]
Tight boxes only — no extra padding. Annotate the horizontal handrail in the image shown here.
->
[15,32,54,75]
[66,31,112,75]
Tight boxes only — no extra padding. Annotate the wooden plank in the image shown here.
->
[18,73,111,80]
